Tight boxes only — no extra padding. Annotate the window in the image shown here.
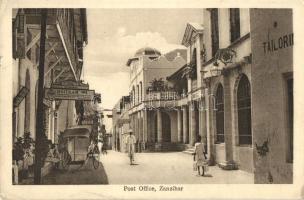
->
[140,82,143,102]
[286,77,293,163]
[26,29,32,60]
[189,48,197,80]
[229,8,240,43]
[210,9,219,57]
[136,85,139,104]
[237,75,252,145]
[215,84,224,143]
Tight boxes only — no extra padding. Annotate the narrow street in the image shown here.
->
[41,159,109,185]
[101,151,254,184]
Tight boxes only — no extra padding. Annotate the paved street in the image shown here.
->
[101,151,254,184]
[41,158,109,185]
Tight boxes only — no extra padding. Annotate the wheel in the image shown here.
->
[61,150,71,170]
[93,156,99,169]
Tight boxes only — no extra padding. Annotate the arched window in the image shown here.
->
[24,69,31,133]
[215,83,224,143]
[237,75,252,145]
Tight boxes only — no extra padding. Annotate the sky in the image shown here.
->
[82,9,203,131]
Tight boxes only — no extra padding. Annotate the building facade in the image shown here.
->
[112,96,131,153]
[200,8,293,183]
[126,47,187,151]
[112,9,293,184]
[12,9,89,179]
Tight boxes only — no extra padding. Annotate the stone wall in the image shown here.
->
[250,8,293,184]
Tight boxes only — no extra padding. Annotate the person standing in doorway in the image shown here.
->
[126,131,136,165]
[194,135,208,176]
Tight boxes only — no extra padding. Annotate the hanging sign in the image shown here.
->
[51,81,90,90]
[13,86,29,108]
[44,87,95,101]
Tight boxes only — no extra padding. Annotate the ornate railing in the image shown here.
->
[146,91,179,101]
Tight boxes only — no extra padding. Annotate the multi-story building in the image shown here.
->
[112,9,293,184]
[126,47,187,151]
[200,8,293,183]
[12,8,88,148]
[112,96,131,152]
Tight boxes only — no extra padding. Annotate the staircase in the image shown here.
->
[182,146,195,155]
[145,142,190,152]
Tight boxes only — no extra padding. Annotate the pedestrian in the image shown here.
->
[126,131,136,165]
[193,135,208,176]
[97,132,103,154]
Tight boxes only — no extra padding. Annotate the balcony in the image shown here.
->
[145,91,180,109]
[14,9,87,82]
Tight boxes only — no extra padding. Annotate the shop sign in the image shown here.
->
[51,81,89,90]
[13,86,29,108]
[263,33,293,54]
[44,87,95,101]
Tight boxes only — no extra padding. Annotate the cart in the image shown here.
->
[59,126,100,170]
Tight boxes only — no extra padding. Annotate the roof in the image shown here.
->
[181,23,204,47]
[62,127,90,138]
[134,47,161,57]
[127,47,161,66]
[167,64,188,81]
[164,49,187,61]
[188,22,204,31]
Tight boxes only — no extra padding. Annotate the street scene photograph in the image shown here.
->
[11,8,294,185]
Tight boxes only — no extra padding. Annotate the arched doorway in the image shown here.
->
[237,75,252,145]
[162,112,171,142]
[215,83,224,143]
[24,69,30,133]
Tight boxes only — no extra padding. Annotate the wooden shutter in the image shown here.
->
[230,8,240,43]
[210,9,219,57]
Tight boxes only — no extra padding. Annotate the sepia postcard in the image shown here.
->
[0,0,304,199]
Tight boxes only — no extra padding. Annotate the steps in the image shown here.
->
[182,147,195,155]
[145,142,190,152]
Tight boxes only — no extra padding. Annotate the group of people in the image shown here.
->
[125,132,209,176]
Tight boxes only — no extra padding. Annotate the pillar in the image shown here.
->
[221,73,237,169]
[177,108,182,143]
[206,87,215,165]
[182,106,188,143]
[157,109,162,142]
[190,102,197,146]
[201,99,207,145]
[143,109,148,143]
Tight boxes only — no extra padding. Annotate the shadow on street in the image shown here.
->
[41,159,109,185]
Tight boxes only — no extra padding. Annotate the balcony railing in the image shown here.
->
[146,91,179,101]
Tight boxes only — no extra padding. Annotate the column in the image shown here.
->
[143,109,148,144]
[201,99,207,145]
[190,102,197,146]
[182,106,188,143]
[177,108,182,143]
[222,73,237,169]
[206,87,215,165]
[157,109,162,142]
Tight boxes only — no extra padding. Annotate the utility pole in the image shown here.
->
[34,9,48,184]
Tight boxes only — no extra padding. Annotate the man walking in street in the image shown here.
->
[126,131,136,165]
